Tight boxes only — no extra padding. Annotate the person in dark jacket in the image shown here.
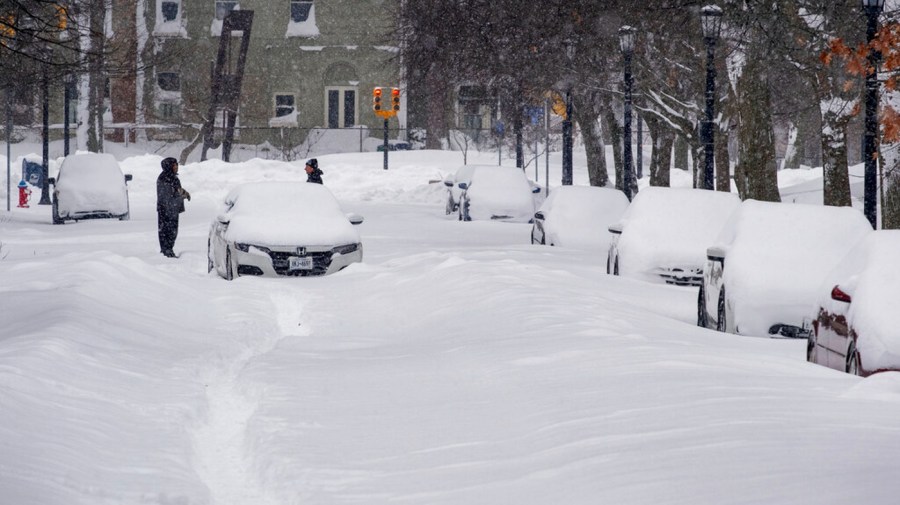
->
[156,157,190,257]
[305,158,324,184]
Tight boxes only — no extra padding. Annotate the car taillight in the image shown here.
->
[830,285,852,303]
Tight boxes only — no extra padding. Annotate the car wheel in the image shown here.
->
[697,284,708,328]
[846,341,861,376]
[207,239,214,274]
[613,257,619,276]
[119,200,131,221]
[716,289,727,332]
[224,247,234,281]
[52,197,63,225]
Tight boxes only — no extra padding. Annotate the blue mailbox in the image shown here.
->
[22,159,43,187]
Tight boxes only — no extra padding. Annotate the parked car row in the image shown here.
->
[556,184,892,378]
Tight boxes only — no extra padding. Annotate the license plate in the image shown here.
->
[289,256,313,270]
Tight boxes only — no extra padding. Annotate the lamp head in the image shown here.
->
[700,5,723,41]
[619,26,636,55]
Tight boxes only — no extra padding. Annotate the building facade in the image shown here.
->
[110,0,402,150]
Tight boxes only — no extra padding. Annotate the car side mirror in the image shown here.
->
[532,186,541,194]
[347,213,364,225]
[48,177,56,185]
[608,223,623,235]
[124,174,133,183]
[706,245,728,262]
[457,182,468,190]
[443,179,454,187]
[534,211,545,221]
[217,214,230,225]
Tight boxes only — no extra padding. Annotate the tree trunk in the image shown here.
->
[734,58,780,202]
[647,114,673,187]
[86,0,105,153]
[674,136,689,171]
[883,167,900,229]
[715,122,731,192]
[604,108,623,191]
[820,117,852,206]
[573,93,608,187]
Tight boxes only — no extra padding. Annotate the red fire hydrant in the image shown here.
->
[17,180,31,208]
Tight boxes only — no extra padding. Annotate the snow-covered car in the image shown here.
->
[207,182,364,279]
[698,200,871,337]
[442,164,480,215]
[807,231,900,376]
[531,185,629,249]
[607,187,741,286]
[455,165,540,222]
[48,153,132,224]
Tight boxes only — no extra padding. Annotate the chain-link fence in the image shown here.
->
[1,121,575,165]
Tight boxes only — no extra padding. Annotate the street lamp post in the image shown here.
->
[619,26,636,201]
[561,38,575,186]
[862,0,884,229]
[700,5,722,191]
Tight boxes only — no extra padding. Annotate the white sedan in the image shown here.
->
[698,200,871,337]
[49,153,132,224]
[531,186,629,249]
[208,182,363,279]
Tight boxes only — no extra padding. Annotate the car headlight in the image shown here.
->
[332,243,359,255]
[235,243,270,254]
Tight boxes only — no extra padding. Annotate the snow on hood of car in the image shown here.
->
[465,166,535,222]
[616,187,741,279]
[817,231,900,371]
[219,182,360,246]
[723,200,872,336]
[56,153,129,215]
[539,186,629,249]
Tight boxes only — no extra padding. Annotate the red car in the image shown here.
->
[808,231,900,376]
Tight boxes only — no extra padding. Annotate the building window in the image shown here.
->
[157,72,180,92]
[161,0,179,22]
[215,0,238,20]
[325,87,356,128]
[291,0,313,22]
[159,102,180,121]
[275,94,295,117]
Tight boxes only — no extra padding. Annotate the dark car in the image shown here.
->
[808,231,900,376]
[49,153,132,224]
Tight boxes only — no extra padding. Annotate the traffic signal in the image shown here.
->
[373,87,383,112]
[391,87,400,112]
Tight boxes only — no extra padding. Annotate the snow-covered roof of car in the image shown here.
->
[616,187,741,275]
[539,186,629,249]
[221,181,360,246]
[723,200,872,336]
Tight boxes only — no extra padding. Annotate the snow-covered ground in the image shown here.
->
[2,145,899,505]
